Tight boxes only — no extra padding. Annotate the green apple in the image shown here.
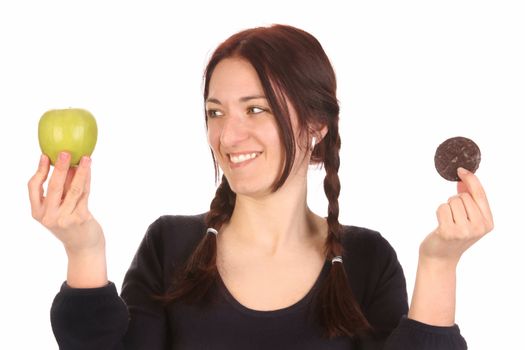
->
[38,108,98,166]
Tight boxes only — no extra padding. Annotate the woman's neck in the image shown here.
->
[223,177,326,257]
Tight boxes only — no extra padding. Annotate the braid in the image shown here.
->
[315,126,372,338]
[323,129,343,258]
[207,175,236,228]
[160,175,235,305]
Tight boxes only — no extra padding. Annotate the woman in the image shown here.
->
[28,24,493,349]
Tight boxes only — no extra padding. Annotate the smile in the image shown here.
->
[228,152,261,165]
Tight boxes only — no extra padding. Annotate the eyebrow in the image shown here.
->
[206,95,267,105]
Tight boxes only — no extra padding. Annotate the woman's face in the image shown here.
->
[206,57,306,198]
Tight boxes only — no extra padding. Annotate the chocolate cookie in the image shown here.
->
[434,136,481,181]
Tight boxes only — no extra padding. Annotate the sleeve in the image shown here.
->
[358,234,467,350]
[50,217,169,350]
[50,282,128,350]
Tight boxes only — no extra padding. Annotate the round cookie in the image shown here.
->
[434,136,481,181]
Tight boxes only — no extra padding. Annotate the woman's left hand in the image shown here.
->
[419,167,494,265]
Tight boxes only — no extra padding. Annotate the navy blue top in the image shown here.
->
[50,214,467,349]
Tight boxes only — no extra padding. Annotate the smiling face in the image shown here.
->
[206,57,306,198]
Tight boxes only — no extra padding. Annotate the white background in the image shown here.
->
[1,0,524,349]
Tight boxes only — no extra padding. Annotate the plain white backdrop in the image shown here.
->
[1,0,524,349]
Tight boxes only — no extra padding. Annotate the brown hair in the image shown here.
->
[160,24,371,338]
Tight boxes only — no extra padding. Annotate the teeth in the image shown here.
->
[230,152,259,164]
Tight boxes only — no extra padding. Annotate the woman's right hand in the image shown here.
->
[28,151,108,287]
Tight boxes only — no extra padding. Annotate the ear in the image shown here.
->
[312,124,328,142]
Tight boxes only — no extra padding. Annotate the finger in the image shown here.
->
[28,154,50,218]
[85,162,91,194]
[457,167,494,225]
[457,192,483,224]
[436,203,453,226]
[45,151,72,208]
[61,156,91,215]
[457,180,468,194]
[448,195,469,225]
[62,167,78,200]
[76,164,92,218]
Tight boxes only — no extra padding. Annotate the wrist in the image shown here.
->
[60,217,105,257]
[66,241,108,288]
[418,254,459,272]
[65,240,106,260]
[408,255,458,326]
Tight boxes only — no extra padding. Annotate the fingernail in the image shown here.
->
[59,152,70,161]
[80,156,91,167]
[39,154,46,165]
[457,167,470,176]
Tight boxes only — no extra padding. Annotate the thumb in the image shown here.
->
[456,167,469,194]
[457,180,468,194]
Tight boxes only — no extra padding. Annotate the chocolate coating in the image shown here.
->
[434,137,481,181]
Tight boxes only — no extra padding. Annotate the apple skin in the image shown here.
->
[38,108,98,166]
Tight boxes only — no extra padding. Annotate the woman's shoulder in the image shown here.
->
[339,224,399,261]
[142,213,208,259]
[338,224,406,309]
[152,212,208,232]
[148,212,208,238]
[340,224,389,244]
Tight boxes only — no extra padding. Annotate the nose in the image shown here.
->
[219,113,249,149]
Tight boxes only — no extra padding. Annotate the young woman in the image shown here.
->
[28,24,493,349]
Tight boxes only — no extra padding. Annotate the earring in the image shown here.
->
[311,137,316,150]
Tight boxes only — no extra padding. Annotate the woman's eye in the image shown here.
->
[206,109,223,118]
[248,106,266,114]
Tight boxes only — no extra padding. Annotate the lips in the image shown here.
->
[229,152,260,163]
[227,151,262,167]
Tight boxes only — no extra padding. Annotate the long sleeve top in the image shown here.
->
[50,213,468,349]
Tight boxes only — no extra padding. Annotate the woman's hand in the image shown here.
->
[408,167,494,326]
[28,152,107,287]
[420,167,494,266]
